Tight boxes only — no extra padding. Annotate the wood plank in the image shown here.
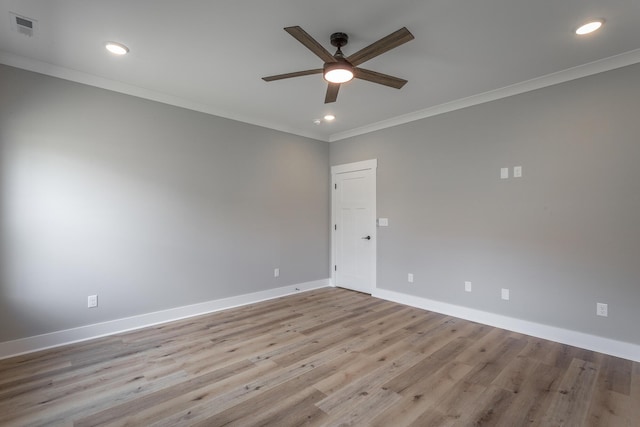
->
[494,360,565,426]
[314,352,385,396]
[191,379,328,426]
[383,337,475,393]
[206,386,329,427]
[73,359,256,426]
[371,361,473,426]
[321,387,402,426]
[456,385,516,426]
[418,379,488,424]
[142,347,356,426]
[585,354,636,426]
[316,350,425,415]
[461,337,528,386]
[543,358,600,425]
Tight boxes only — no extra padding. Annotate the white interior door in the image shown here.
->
[332,160,376,294]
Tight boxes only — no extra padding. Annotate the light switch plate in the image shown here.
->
[500,168,509,179]
[514,166,522,178]
[378,218,389,226]
[465,281,472,292]
[501,288,510,300]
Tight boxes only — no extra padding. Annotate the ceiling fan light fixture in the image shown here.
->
[323,62,354,84]
[575,19,604,35]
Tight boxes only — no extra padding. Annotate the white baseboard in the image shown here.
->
[373,288,640,363]
[5,281,637,363]
[0,279,330,360]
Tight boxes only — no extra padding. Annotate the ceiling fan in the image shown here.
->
[262,26,414,103]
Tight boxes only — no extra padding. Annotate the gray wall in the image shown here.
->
[331,63,640,345]
[3,60,639,348]
[0,64,329,342]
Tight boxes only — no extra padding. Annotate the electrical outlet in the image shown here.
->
[500,167,509,179]
[274,268,280,278]
[501,288,510,300]
[596,303,608,317]
[514,166,522,178]
[408,273,414,283]
[87,295,98,308]
[465,281,472,292]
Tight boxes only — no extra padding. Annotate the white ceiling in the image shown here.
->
[1,0,639,142]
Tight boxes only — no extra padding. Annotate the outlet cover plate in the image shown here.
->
[596,303,608,317]
[501,288,510,300]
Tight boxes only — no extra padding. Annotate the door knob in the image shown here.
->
[362,236,371,240]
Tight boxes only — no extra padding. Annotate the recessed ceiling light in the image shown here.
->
[575,19,604,35]
[105,41,129,55]
[324,114,336,121]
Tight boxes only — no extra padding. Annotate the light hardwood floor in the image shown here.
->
[0,288,638,426]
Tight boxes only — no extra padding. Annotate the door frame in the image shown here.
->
[331,159,377,293]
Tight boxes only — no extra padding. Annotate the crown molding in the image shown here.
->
[329,48,640,142]
[0,51,327,142]
[3,48,639,144]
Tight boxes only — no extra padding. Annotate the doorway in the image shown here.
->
[331,159,377,294]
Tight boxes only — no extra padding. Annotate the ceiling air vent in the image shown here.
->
[9,12,37,37]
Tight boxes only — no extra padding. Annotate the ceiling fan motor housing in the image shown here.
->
[330,32,349,48]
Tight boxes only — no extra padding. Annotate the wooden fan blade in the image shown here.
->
[285,26,337,63]
[262,69,323,82]
[347,27,414,66]
[353,68,407,89]
[325,83,340,103]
